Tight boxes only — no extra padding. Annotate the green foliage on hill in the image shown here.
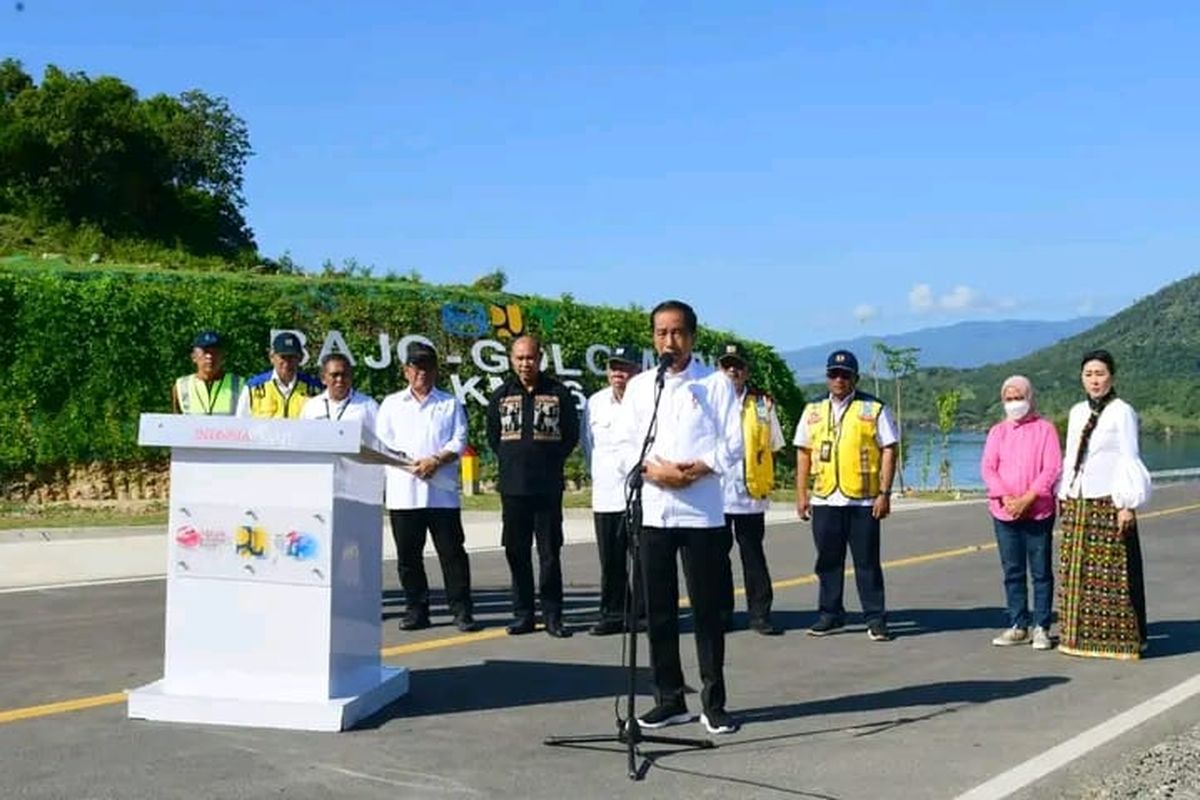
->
[0,59,257,264]
[0,259,804,481]
[841,273,1200,435]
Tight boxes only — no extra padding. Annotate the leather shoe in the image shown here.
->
[544,617,573,638]
[506,617,535,635]
[399,614,431,631]
[589,619,624,636]
[751,619,784,636]
[455,616,483,633]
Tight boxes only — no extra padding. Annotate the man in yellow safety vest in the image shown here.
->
[172,330,242,416]
[717,342,786,636]
[236,331,322,419]
[795,349,899,642]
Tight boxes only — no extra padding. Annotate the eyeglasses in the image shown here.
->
[326,371,349,380]
[826,371,855,381]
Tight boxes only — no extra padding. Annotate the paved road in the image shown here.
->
[1,484,1198,799]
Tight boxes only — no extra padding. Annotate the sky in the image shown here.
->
[5,2,1199,350]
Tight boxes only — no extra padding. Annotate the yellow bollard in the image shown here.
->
[460,444,480,496]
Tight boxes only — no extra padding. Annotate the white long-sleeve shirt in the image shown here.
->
[722,390,786,515]
[1059,397,1152,509]
[583,386,632,514]
[375,386,468,510]
[299,388,383,504]
[615,357,742,529]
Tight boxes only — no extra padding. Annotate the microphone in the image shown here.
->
[655,351,676,383]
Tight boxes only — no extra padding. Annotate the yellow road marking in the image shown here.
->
[0,692,126,725]
[3,500,1196,727]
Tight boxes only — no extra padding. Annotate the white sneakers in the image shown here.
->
[1031,626,1053,650]
[992,626,1029,646]
[992,625,1054,650]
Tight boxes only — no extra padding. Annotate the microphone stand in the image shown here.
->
[544,358,714,780]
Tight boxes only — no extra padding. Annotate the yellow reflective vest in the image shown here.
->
[741,390,776,500]
[174,373,242,416]
[802,392,884,500]
[244,370,322,419]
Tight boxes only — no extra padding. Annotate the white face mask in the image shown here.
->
[1004,400,1031,421]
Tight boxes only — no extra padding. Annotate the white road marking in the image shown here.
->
[956,672,1200,800]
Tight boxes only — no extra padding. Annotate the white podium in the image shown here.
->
[126,414,409,732]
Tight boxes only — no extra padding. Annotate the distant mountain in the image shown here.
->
[888,273,1200,434]
[782,318,1105,383]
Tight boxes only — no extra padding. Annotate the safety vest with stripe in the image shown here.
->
[174,373,243,416]
[741,390,776,500]
[803,392,884,500]
[245,370,322,419]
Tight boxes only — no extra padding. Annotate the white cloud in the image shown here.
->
[908,283,935,312]
[1077,297,1096,315]
[853,303,879,323]
[908,282,1007,314]
[939,285,978,311]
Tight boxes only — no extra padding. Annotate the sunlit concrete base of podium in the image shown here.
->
[126,666,409,732]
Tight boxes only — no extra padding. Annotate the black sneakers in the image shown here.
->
[637,703,693,729]
[700,708,740,735]
[454,615,482,633]
[750,619,784,636]
[399,612,431,631]
[544,617,572,639]
[867,621,892,642]
[505,616,536,635]
[806,615,845,636]
[589,618,624,636]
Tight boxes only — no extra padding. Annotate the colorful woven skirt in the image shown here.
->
[1058,496,1147,660]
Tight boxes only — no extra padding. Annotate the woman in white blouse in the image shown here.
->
[1057,349,1152,660]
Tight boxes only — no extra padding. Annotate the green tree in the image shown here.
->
[0,59,255,260]
[935,389,962,491]
[874,342,921,490]
[472,268,508,292]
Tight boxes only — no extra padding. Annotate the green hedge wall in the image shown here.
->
[0,261,804,479]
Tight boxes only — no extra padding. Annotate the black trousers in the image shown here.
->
[389,508,474,618]
[721,513,774,623]
[502,493,564,620]
[641,526,727,714]
[811,504,886,623]
[594,511,631,623]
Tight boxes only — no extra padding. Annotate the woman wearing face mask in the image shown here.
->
[1057,349,1151,660]
[980,375,1063,650]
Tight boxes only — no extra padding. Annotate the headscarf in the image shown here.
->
[999,374,1036,415]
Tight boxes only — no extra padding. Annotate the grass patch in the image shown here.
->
[0,501,168,530]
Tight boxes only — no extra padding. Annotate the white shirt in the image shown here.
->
[793,392,899,507]
[583,386,632,514]
[1059,397,1152,509]
[375,386,468,510]
[615,357,742,529]
[298,389,383,504]
[234,371,299,418]
[299,388,379,426]
[722,389,786,515]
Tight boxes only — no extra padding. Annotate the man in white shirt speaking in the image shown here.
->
[375,343,480,633]
[618,300,742,736]
[582,344,642,637]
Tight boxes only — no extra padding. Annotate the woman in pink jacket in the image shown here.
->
[980,375,1063,651]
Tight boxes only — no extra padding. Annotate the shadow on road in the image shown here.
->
[766,605,1006,637]
[736,675,1070,725]
[1145,618,1200,658]
[358,658,654,728]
